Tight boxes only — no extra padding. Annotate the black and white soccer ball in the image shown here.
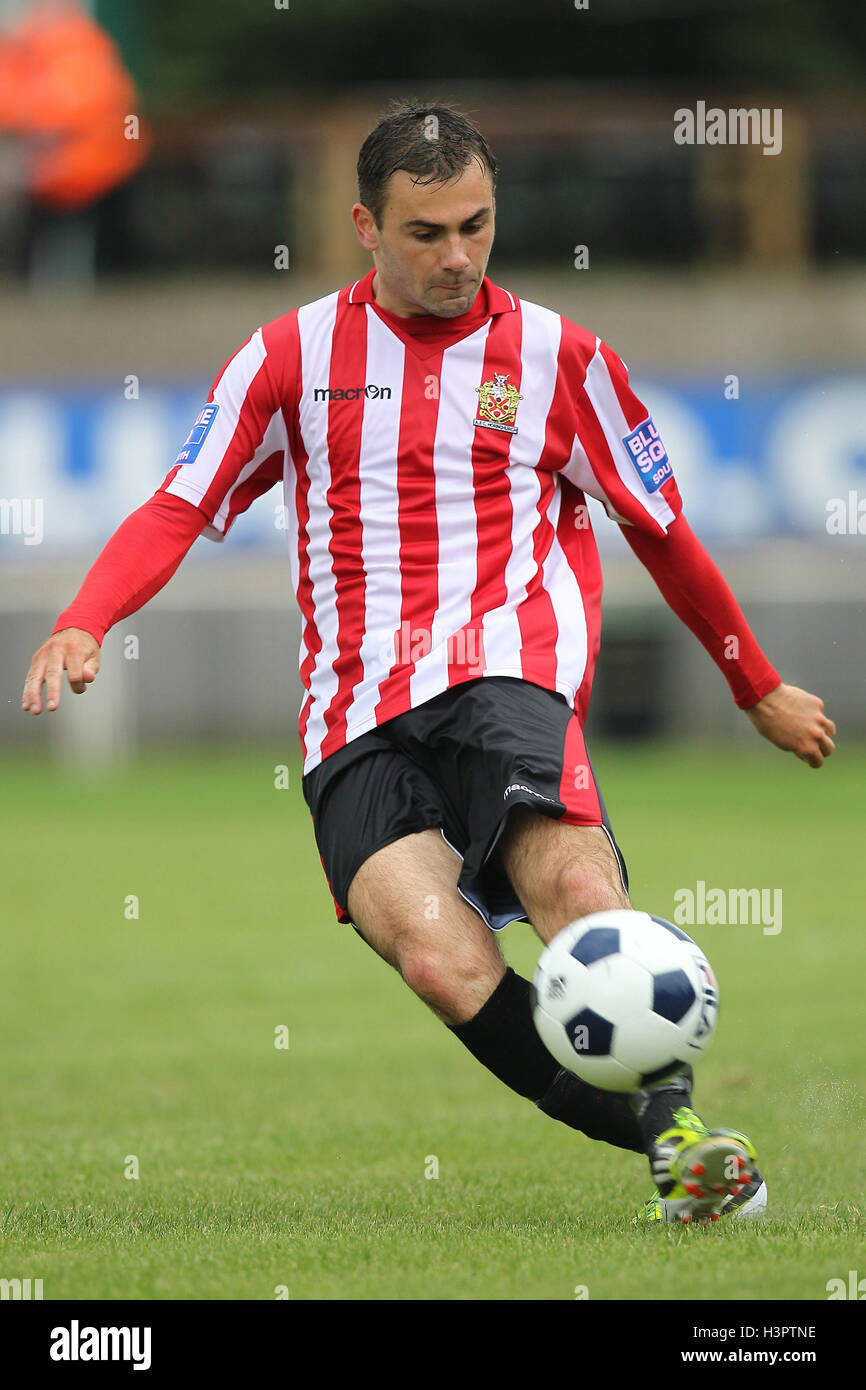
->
[532,909,719,1092]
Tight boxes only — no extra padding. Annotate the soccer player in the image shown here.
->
[23,101,836,1225]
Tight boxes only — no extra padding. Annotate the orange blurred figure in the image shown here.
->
[0,0,151,210]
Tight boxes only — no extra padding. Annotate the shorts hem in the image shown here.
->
[557,810,605,827]
[332,816,444,923]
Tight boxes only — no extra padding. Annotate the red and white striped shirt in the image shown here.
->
[159,270,683,774]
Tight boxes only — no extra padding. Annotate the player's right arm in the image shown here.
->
[23,627,102,715]
[22,315,295,715]
[22,490,207,714]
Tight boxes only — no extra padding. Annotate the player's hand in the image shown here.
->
[745,682,836,768]
[22,628,101,715]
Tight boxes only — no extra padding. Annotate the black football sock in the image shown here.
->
[630,1068,696,1152]
[448,966,644,1153]
[628,1070,697,1195]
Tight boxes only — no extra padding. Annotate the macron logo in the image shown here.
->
[313,384,392,402]
[503,782,559,806]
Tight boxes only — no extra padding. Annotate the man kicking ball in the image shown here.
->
[23,100,836,1224]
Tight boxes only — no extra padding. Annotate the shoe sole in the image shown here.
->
[670,1134,757,1223]
[727,1178,768,1220]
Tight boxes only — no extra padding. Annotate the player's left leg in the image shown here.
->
[496,807,693,1152]
[495,804,629,944]
[497,805,766,1224]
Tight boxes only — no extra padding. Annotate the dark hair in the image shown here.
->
[357,99,498,227]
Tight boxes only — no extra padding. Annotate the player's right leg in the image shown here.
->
[345,825,647,1151]
[346,827,508,1026]
[303,740,647,1151]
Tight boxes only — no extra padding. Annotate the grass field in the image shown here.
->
[0,739,863,1301]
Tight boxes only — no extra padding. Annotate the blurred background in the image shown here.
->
[2,0,865,763]
[3,5,864,1306]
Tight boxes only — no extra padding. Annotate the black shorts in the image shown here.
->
[301,676,628,932]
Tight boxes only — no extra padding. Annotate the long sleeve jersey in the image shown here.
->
[54,270,781,771]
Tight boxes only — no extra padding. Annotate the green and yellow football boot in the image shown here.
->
[636,1106,767,1225]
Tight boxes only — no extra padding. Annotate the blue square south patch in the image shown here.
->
[622,416,672,494]
[175,404,219,466]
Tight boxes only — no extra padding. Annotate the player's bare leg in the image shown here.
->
[345,828,507,1025]
[496,805,630,944]
[497,803,766,1223]
[346,825,646,1154]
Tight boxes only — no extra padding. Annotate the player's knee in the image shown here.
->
[399,944,499,1024]
[548,853,628,921]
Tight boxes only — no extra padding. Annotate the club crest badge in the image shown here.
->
[474,372,523,434]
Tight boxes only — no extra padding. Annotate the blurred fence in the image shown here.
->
[2,87,866,284]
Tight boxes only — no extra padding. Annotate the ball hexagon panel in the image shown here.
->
[564,1007,614,1057]
[652,968,697,1024]
[569,926,620,966]
[580,954,653,1025]
[613,1008,684,1073]
[619,919,687,976]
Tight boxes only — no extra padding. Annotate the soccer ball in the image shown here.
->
[532,909,719,1092]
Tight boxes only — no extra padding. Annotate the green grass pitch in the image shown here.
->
[0,739,862,1300]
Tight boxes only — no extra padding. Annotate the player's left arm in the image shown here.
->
[620,514,836,769]
[742,679,836,768]
[565,333,836,769]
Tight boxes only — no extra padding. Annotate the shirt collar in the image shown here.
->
[347,268,516,316]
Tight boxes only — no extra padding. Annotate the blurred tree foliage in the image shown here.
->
[144,0,866,110]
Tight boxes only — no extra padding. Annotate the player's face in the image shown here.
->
[354,162,495,318]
